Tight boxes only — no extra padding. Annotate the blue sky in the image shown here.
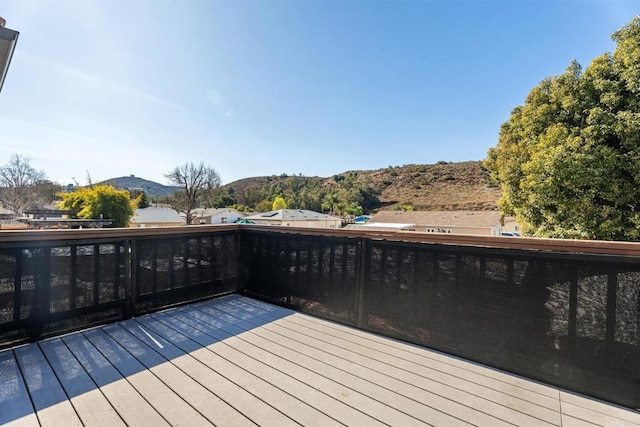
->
[0,1,637,186]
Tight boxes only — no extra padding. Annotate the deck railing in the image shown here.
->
[0,226,240,347]
[1,224,639,408]
[240,226,640,409]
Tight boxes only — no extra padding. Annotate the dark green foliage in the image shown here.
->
[485,17,640,240]
[225,171,381,214]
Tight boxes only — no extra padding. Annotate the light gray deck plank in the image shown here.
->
[82,328,212,427]
[210,300,520,426]
[38,338,125,427]
[188,302,468,427]
[170,305,418,427]
[13,344,82,427]
[236,295,562,402]
[560,391,640,426]
[144,311,342,427]
[101,323,256,427]
[61,333,169,426]
[560,400,640,427]
[286,312,561,410]
[0,350,39,427]
[269,314,559,426]
[118,318,297,426]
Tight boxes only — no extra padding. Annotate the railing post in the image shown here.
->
[355,238,367,328]
[12,248,22,324]
[27,248,50,341]
[125,238,136,318]
[605,267,618,363]
[568,267,578,351]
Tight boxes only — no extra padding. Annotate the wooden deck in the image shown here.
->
[1,295,639,427]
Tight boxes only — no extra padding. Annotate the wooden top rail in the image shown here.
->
[0,224,241,244]
[240,225,640,258]
[1,223,640,257]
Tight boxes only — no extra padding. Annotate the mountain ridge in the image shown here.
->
[98,175,178,197]
[99,161,501,211]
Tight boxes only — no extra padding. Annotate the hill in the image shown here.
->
[224,161,501,212]
[99,175,178,197]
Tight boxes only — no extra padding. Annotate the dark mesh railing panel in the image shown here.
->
[241,231,359,325]
[0,241,128,346]
[0,228,240,347]
[133,231,239,314]
[360,243,640,409]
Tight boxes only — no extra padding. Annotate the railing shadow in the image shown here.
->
[1,294,290,424]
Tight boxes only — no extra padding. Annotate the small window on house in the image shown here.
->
[221,217,227,223]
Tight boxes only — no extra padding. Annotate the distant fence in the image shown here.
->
[0,226,240,347]
[240,227,640,409]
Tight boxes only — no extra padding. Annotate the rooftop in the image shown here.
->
[3,294,637,426]
[132,208,185,224]
[370,210,509,228]
[245,209,339,221]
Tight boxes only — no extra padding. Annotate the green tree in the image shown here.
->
[227,204,253,212]
[485,16,640,240]
[206,187,237,208]
[58,184,135,227]
[133,190,151,209]
[342,202,363,216]
[321,193,340,215]
[255,199,273,212]
[272,196,287,210]
[165,162,221,225]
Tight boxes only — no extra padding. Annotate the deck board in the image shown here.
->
[38,339,125,426]
[13,344,82,427]
[0,350,38,427]
[1,294,640,426]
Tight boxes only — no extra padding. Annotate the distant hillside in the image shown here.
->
[99,175,178,197]
[363,161,501,210]
[224,161,501,212]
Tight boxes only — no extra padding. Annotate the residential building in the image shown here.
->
[367,210,519,236]
[130,208,185,228]
[243,209,342,229]
[189,208,247,225]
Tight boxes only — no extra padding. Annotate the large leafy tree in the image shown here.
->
[0,154,54,216]
[485,16,640,241]
[58,184,136,227]
[166,162,221,225]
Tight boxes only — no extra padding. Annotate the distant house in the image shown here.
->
[0,220,27,230]
[0,209,14,220]
[243,209,342,229]
[366,210,519,236]
[189,208,247,225]
[130,208,185,228]
[23,208,79,220]
[22,208,110,229]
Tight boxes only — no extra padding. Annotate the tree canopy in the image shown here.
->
[272,196,287,210]
[58,184,136,227]
[485,16,640,241]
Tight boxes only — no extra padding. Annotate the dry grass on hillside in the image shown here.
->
[341,161,501,211]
